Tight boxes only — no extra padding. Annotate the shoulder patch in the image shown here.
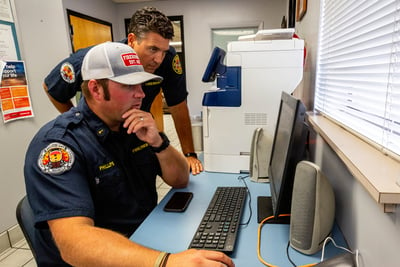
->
[60,62,76,83]
[172,54,183,75]
[38,143,75,175]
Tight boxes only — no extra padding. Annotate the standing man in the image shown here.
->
[43,7,203,175]
[25,42,234,267]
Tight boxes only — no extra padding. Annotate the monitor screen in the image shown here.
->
[257,91,308,224]
[202,47,226,83]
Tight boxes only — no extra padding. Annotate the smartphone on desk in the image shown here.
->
[163,191,193,212]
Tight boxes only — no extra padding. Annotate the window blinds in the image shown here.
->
[315,0,400,157]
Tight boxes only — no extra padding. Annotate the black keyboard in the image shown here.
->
[188,186,247,253]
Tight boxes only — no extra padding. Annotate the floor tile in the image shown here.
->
[164,114,182,151]
[157,188,171,202]
[156,176,164,188]
[0,232,10,257]
[0,248,15,262]
[0,248,33,266]
[22,259,37,267]
[13,240,28,249]
[8,225,24,247]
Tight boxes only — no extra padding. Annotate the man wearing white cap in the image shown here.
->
[43,7,203,175]
[24,42,234,267]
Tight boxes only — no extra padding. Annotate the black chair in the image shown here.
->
[16,196,37,261]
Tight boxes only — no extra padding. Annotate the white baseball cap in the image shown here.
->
[81,42,162,85]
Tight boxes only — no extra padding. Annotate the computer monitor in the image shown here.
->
[202,47,226,82]
[257,91,308,224]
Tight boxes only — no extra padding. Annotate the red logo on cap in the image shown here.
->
[121,53,141,66]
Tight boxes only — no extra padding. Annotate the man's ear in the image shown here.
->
[127,33,138,48]
[88,80,103,101]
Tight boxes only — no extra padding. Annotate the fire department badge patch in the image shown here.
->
[172,54,183,75]
[38,143,75,174]
[60,62,76,83]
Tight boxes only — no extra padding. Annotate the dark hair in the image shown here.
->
[128,7,174,40]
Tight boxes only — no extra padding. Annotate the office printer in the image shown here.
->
[202,29,304,174]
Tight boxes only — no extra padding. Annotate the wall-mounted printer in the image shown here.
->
[201,29,304,181]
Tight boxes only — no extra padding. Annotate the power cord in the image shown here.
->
[321,237,359,267]
[257,214,317,267]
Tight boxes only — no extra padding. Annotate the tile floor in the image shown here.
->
[0,115,180,266]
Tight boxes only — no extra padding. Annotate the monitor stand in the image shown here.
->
[257,196,290,224]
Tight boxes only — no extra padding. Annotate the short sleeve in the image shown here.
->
[44,47,91,103]
[24,137,94,227]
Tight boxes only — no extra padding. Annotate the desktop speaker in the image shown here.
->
[249,128,272,183]
[290,161,335,255]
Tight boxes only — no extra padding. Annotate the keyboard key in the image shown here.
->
[188,187,247,253]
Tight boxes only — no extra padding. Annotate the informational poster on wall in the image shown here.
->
[0,0,13,22]
[0,61,34,123]
[0,23,19,60]
[0,0,20,61]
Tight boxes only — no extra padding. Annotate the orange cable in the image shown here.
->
[257,213,317,267]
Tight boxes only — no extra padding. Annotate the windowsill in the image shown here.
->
[307,113,400,213]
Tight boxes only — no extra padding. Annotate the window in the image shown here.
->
[315,0,400,158]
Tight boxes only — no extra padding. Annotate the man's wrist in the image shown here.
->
[154,251,170,267]
[151,132,170,153]
[184,152,197,158]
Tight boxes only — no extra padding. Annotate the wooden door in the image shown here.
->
[67,9,113,52]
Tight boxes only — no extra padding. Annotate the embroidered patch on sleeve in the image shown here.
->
[60,62,76,83]
[38,143,75,174]
[172,54,183,75]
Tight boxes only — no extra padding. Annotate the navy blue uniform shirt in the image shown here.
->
[24,98,161,266]
[44,39,188,111]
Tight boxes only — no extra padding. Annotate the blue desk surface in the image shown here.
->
[130,171,347,267]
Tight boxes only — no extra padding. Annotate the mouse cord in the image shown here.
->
[238,175,252,226]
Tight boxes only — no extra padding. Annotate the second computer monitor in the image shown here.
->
[257,91,308,223]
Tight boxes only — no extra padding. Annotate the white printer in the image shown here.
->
[202,29,304,175]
